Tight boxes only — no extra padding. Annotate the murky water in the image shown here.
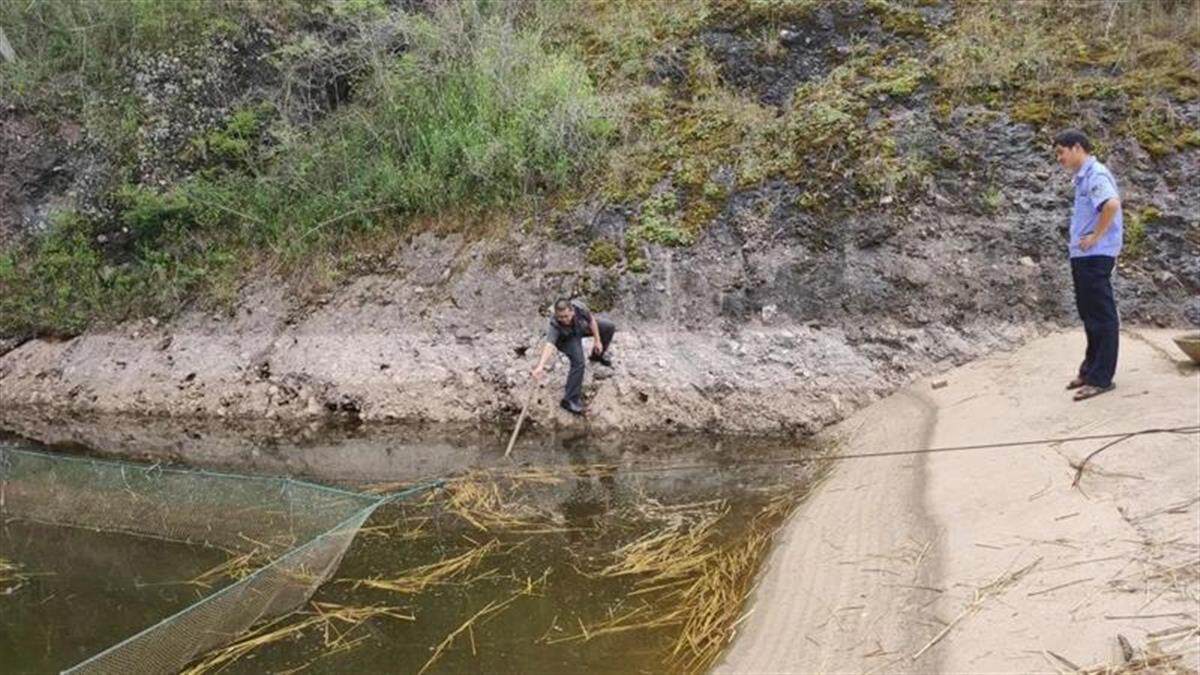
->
[0,417,825,674]
[0,521,227,674]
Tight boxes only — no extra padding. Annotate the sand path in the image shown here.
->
[719,329,1200,674]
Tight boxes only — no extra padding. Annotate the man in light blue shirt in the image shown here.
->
[1054,129,1122,401]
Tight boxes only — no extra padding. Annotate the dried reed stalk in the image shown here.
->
[594,505,727,586]
[181,602,413,675]
[554,494,804,674]
[345,539,499,594]
[912,556,1043,661]
[185,550,263,589]
[665,495,802,673]
[418,570,550,675]
[442,474,554,532]
[0,556,41,593]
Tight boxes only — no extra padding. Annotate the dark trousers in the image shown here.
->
[557,318,616,406]
[1071,255,1119,388]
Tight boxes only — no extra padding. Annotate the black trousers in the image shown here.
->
[1071,255,1119,388]
[556,318,616,406]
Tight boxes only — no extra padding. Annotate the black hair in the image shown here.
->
[1053,129,1091,153]
[553,298,572,312]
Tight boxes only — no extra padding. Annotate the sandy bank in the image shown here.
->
[720,329,1199,673]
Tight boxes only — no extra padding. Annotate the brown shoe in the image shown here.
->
[1066,377,1086,390]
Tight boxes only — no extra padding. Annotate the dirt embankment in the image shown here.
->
[0,188,1190,435]
[2,2,1197,435]
[0,283,1039,435]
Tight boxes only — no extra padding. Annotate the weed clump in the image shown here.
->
[586,239,623,268]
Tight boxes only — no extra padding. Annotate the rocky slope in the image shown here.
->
[1,0,1196,435]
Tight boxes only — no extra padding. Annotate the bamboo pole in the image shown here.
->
[504,385,537,458]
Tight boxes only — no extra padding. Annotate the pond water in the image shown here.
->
[0,417,826,674]
[0,521,227,674]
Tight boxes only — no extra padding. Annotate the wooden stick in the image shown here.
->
[504,386,537,458]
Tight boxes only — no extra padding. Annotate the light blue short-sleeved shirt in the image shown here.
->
[1070,156,1122,259]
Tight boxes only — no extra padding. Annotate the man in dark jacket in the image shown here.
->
[531,298,615,415]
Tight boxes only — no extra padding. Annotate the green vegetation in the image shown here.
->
[932,0,1200,147]
[0,1,610,335]
[586,239,622,268]
[862,56,926,98]
[190,103,274,168]
[1123,206,1160,259]
[625,240,650,275]
[981,186,1003,215]
[0,0,1195,336]
[631,192,693,247]
[0,0,289,100]
[181,5,610,258]
[0,210,235,335]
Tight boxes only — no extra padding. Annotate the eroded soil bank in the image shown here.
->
[0,273,1043,436]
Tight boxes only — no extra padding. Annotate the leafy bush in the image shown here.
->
[193,1,611,258]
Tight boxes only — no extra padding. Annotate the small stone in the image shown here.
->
[931,379,949,389]
[1019,256,1035,267]
[761,304,779,323]
[879,195,894,206]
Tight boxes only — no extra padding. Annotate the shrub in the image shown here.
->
[193,1,612,258]
[1123,206,1159,259]
[586,240,623,268]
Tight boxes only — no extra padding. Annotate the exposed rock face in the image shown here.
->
[0,221,1043,434]
[1,1,1196,435]
[0,111,77,245]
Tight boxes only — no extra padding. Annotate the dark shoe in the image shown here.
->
[589,353,613,368]
[559,399,586,416]
[1066,376,1086,390]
